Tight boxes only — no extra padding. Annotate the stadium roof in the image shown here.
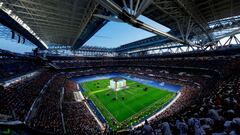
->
[0,0,240,50]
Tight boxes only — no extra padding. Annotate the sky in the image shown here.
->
[0,39,36,54]
[84,15,170,48]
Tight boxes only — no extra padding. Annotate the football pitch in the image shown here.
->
[81,78,176,129]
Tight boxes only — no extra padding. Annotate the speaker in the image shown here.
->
[18,35,20,43]
[11,31,15,39]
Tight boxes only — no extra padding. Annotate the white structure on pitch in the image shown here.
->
[109,77,127,91]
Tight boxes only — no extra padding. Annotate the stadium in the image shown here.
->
[0,0,240,135]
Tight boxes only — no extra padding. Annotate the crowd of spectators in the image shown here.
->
[133,71,240,135]
[0,71,54,121]
[0,60,39,81]
[28,74,66,134]
[1,54,240,135]
[27,73,101,135]
[49,55,238,76]
[63,80,79,102]
[56,58,240,135]
[63,102,100,135]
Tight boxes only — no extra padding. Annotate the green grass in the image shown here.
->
[81,78,175,130]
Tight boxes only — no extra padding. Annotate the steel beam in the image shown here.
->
[0,9,48,49]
